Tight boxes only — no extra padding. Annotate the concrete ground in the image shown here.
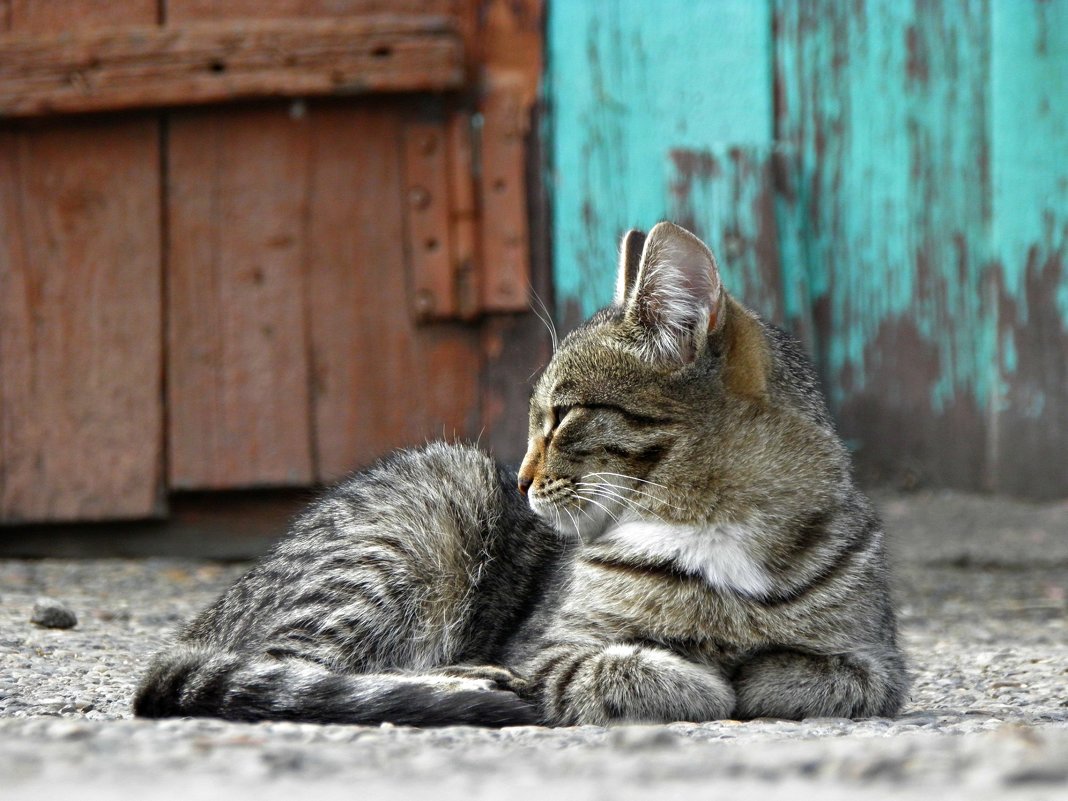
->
[1,489,1066,800]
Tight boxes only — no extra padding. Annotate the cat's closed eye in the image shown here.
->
[552,405,575,428]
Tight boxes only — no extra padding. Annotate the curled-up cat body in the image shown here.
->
[509,222,908,724]
[135,220,907,727]
[135,444,568,726]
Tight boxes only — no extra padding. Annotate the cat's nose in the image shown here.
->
[517,448,538,496]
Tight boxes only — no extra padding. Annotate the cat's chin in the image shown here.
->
[528,496,610,543]
[559,516,608,545]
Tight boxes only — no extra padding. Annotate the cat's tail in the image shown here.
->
[133,645,537,727]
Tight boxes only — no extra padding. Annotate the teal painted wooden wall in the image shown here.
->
[546,0,1068,498]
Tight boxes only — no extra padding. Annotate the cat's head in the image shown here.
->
[518,221,827,541]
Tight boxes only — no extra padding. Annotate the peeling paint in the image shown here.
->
[992,1,1068,326]
[667,145,785,324]
[547,0,773,320]
[779,1,993,414]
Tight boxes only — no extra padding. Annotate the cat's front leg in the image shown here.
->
[526,641,735,726]
[731,647,908,720]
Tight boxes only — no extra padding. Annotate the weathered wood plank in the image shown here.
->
[163,0,481,488]
[402,117,458,320]
[446,110,481,319]
[0,121,165,521]
[988,2,1068,498]
[3,0,156,31]
[774,0,992,490]
[0,17,464,118]
[0,0,163,522]
[165,1,461,22]
[478,79,533,312]
[547,0,777,330]
[304,104,481,481]
[166,107,314,489]
[475,0,543,313]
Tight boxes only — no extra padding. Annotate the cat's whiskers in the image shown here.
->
[528,287,559,353]
[572,490,619,524]
[576,483,666,523]
[589,482,683,511]
[576,480,685,514]
[585,471,671,490]
[576,482,643,512]
[562,505,583,539]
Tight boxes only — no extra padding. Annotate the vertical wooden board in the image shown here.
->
[0,0,163,522]
[478,82,534,311]
[547,0,774,329]
[167,108,314,488]
[402,119,457,319]
[774,0,992,489]
[446,111,481,318]
[304,104,481,480]
[0,120,163,522]
[476,0,544,313]
[988,2,1068,498]
[165,0,476,487]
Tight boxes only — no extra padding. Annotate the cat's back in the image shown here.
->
[183,442,565,668]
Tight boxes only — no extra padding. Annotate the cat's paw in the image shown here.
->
[580,644,734,725]
[731,649,905,720]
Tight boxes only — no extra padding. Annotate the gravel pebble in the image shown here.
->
[29,598,78,629]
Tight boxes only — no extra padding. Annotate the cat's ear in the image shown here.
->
[624,221,723,365]
[614,229,647,307]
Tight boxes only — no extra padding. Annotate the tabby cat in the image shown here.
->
[135,221,908,726]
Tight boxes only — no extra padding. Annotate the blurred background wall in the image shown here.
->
[548,0,1068,498]
[1,0,1067,535]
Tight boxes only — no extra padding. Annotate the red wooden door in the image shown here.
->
[0,1,164,521]
[0,0,546,523]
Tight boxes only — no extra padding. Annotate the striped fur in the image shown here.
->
[135,443,567,727]
[513,221,908,724]
[137,221,907,728]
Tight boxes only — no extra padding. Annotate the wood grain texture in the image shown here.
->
[0,0,162,522]
[0,18,464,117]
[304,104,481,481]
[166,107,315,489]
[2,0,156,31]
[402,117,458,320]
[163,0,482,488]
[446,110,481,319]
[549,0,1068,497]
[667,146,786,326]
[475,0,543,313]
[471,0,549,462]
[164,1,460,22]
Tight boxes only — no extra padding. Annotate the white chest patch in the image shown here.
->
[602,520,773,598]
